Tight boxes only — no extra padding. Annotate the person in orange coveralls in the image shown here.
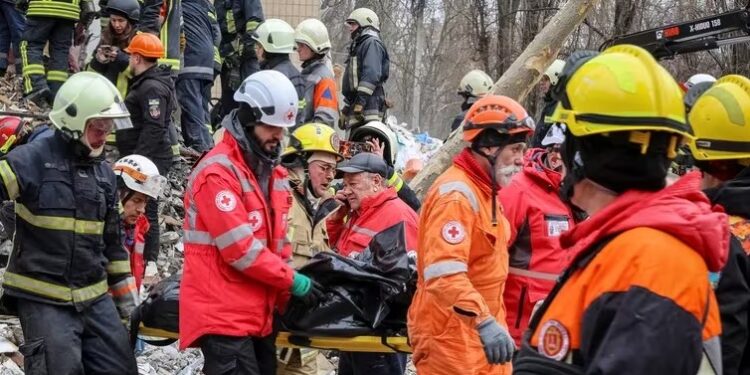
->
[513,45,727,375]
[407,94,534,375]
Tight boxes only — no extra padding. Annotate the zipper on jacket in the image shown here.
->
[515,286,527,329]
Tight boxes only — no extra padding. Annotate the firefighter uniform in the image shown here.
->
[19,0,93,98]
[139,0,182,71]
[0,131,137,374]
[234,0,263,79]
[342,27,389,128]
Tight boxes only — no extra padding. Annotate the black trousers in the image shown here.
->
[338,352,407,375]
[19,16,73,96]
[17,296,137,375]
[143,157,172,263]
[200,334,277,375]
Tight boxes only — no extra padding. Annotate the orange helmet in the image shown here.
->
[0,117,23,153]
[125,32,164,58]
[462,95,534,143]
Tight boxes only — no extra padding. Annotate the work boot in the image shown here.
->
[24,88,52,110]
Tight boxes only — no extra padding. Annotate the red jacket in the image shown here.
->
[123,214,149,291]
[498,149,576,345]
[327,188,418,258]
[179,132,295,349]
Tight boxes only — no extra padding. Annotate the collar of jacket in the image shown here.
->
[704,166,750,218]
[560,171,728,272]
[353,187,398,218]
[129,64,171,89]
[523,148,562,191]
[453,147,493,195]
[261,53,291,70]
[301,56,325,71]
[354,27,379,43]
[461,96,478,111]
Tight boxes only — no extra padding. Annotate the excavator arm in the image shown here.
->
[603,3,750,59]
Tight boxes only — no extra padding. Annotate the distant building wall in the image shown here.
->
[261,0,320,27]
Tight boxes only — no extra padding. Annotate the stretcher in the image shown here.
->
[137,325,412,353]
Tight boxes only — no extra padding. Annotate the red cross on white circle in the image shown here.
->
[215,190,237,212]
[248,211,263,231]
[441,221,465,244]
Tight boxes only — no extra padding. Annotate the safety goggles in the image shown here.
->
[464,115,536,134]
[113,164,168,197]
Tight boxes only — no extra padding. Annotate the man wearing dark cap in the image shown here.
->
[326,152,418,375]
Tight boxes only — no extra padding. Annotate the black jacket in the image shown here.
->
[261,54,304,101]
[342,28,389,121]
[233,0,263,64]
[704,168,750,375]
[181,0,221,80]
[450,97,477,133]
[0,132,129,310]
[119,65,175,162]
[530,90,558,148]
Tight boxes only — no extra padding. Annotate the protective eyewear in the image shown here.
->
[463,115,536,133]
[114,165,168,197]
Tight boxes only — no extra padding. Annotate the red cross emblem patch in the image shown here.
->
[441,221,466,244]
[248,210,263,231]
[215,190,237,212]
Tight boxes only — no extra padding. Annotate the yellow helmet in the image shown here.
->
[688,74,750,161]
[548,45,691,142]
[282,123,343,160]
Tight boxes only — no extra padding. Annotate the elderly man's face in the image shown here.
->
[341,172,382,211]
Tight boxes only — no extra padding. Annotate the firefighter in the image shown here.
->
[497,123,577,346]
[451,70,493,132]
[88,0,140,98]
[342,8,390,130]
[235,0,263,79]
[113,154,166,291]
[117,32,176,272]
[139,0,182,72]
[0,72,138,374]
[407,94,533,375]
[180,70,320,375]
[295,19,339,127]
[18,0,97,106]
[177,0,221,152]
[687,74,750,375]
[348,120,421,211]
[513,45,727,374]
[530,59,565,148]
[253,19,304,103]
[278,123,343,374]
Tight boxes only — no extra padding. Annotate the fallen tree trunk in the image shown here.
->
[409,0,601,200]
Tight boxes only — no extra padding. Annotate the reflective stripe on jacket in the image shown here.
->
[342,28,389,124]
[139,0,182,70]
[179,130,295,349]
[498,149,575,345]
[27,0,85,20]
[0,132,134,309]
[180,0,221,80]
[407,161,512,375]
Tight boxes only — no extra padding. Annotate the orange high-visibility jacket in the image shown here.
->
[408,159,512,375]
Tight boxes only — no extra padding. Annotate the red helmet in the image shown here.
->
[462,95,534,143]
[0,117,23,153]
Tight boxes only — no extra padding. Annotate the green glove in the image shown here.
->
[290,272,312,297]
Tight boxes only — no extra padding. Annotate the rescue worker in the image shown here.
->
[139,0,182,72]
[0,0,24,76]
[88,0,140,97]
[0,72,138,374]
[349,120,420,211]
[177,0,221,152]
[408,94,533,375]
[118,32,176,270]
[18,0,96,106]
[180,70,320,375]
[327,152,418,375]
[235,0,263,79]
[451,70,493,132]
[295,19,339,127]
[252,19,304,103]
[687,75,750,375]
[114,154,166,291]
[497,123,576,346]
[342,8,390,129]
[278,123,343,375]
[530,59,564,148]
[513,45,727,374]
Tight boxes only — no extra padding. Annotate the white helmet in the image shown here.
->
[541,124,566,146]
[543,59,566,86]
[295,19,331,55]
[683,73,717,91]
[347,8,380,31]
[458,70,493,97]
[234,70,298,128]
[349,121,398,166]
[114,154,167,199]
[252,19,295,54]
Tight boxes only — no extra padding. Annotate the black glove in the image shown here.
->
[79,0,97,27]
[15,0,29,13]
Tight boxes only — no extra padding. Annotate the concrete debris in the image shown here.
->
[136,345,203,375]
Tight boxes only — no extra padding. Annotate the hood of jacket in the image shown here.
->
[523,148,562,190]
[704,167,750,218]
[560,172,728,272]
[130,64,172,90]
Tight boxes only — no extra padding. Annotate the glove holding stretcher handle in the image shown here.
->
[477,316,515,364]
